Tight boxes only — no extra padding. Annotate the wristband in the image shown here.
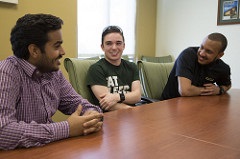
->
[218,86,225,95]
[118,92,125,103]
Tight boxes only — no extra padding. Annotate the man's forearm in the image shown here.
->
[123,91,141,104]
[178,85,204,97]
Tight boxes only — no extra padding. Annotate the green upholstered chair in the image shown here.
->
[85,56,101,60]
[64,57,154,106]
[137,60,174,100]
[64,58,98,104]
[99,54,130,61]
[141,55,173,63]
[84,55,129,61]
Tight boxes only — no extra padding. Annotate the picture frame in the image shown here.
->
[0,0,18,4]
[217,0,240,25]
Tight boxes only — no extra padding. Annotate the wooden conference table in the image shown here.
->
[1,89,240,159]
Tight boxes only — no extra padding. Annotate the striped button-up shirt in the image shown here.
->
[0,56,102,150]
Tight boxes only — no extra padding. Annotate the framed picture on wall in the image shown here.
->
[0,0,18,4]
[217,0,240,25]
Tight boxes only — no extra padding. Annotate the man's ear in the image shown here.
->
[28,44,41,58]
[122,42,125,50]
[217,52,224,59]
[101,44,104,51]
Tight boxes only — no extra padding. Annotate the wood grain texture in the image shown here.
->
[1,89,240,159]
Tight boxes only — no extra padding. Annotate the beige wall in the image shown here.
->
[0,0,157,121]
[0,0,157,73]
[0,0,77,79]
[136,0,157,60]
[0,0,77,121]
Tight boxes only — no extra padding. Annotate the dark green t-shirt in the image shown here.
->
[86,58,139,105]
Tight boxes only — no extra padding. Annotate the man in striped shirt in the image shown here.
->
[0,14,103,150]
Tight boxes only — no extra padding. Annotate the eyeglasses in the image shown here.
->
[102,25,123,34]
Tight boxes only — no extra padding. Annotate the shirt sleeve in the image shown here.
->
[0,62,101,150]
[215,60,231,86]
[176,47,197,80]
[86,63,107,86]
[0,120,69,150]
[131,62,140,81]
[0,63,69,150]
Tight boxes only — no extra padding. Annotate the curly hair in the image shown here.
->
[10,13,63,59]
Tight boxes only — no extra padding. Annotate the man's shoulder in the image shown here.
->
[88,59,108,75]
[121,59,137,67]
[178,47,199,59]
[1,56,17,63]
[89,58,105,69]
[182,47,199,54]
[0,56,20,71]
[216,59,230,70]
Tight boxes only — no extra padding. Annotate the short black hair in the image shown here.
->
[208,32,228,53]
[101,25,124,45]
[10,13,63,59]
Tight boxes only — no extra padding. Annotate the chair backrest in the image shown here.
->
[100,54,130,61]
[141,55,173,63]
[137,60,174,100]
[64,58,97,104]
[85,56,101,60]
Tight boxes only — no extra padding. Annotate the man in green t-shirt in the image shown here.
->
[86,26,141,112]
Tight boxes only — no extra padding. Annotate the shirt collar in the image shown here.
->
[11,56,46,80]
[8,56,37,78]
[10,56,55,80]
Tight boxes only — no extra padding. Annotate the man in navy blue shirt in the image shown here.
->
[161,32,231,100]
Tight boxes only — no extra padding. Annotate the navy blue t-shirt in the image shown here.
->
[160,47,231,100]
